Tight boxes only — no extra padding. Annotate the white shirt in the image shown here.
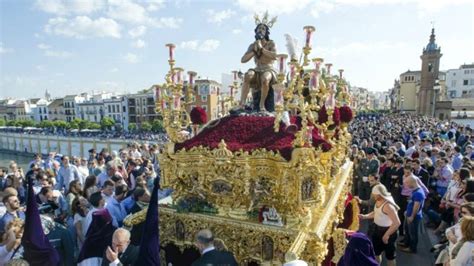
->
[202,246,215,255]
[83,207,102,238]
[451,241,474,266]
[0,245,13,265]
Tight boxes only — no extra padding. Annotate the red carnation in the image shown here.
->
[332,107,341,126]
[318,105,328,124]
[190,106,207,125]
[339,105,353,123]
[322,142,332,152]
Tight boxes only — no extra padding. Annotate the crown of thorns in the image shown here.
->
[254,11,277,28]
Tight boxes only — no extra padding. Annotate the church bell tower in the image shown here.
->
[417,28,442,116]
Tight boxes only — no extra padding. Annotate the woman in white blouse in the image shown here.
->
[451,216,474,266]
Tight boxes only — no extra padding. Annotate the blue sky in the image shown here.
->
[0,0,473,99]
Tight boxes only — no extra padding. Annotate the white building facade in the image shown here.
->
[104,96,129,131]
[32,99,51,122]
[446,63,474,99]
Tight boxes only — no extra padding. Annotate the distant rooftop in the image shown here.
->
[460,63,474,69]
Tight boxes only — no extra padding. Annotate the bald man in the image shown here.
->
[102,228,139,266]
[192,229,238,266]
[399,175,425,254]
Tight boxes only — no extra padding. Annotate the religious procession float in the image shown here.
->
[125,12,359,266]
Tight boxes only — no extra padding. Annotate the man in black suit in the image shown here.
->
[102,228,139,266]
[192,229,238,266]
[412,159,430,187]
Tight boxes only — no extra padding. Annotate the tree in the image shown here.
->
[0,118,5,126]
[140,121,152,132]
[53,120,68,129]
[101,117,115,131]
[18,120,36,128]
[151,119,164,133]
[38,120,54,129]
[6,120,19,127]
[128,123,137,132]
[87,122,101,130]
[77,119,89,131]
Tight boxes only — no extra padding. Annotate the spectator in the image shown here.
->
[102,228,139,266]
[450,216,474,266]
[359,184,400,266]
[0,195,25,234]
[192,229,238,266]
[399,175,426,253]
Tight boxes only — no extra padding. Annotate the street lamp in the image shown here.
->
[432,79,441,118]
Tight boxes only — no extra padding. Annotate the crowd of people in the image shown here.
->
[0,142,176,265]
[0,127,169,142]
[0,112,473,266]
[351,114,474,266]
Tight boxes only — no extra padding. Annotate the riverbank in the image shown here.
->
[0,149,35,170]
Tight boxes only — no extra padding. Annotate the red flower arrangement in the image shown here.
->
[175,115,331,161]
[339,105,353,123]
[332,106,341,126]
[190,106,207,125]
[318,105,328,124]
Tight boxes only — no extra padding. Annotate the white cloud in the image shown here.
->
[206,9,235,25]
[109,67,119,73]
[36,65,46,71]
[123,53,139,63]
[35,0,104,15]
[107,0,182,28]
[145,0,165,11]
[232,29,242,34]
[199,39,220,52]
[44,16,121,39]
[237,0,471,18]
[107,0,150,24]
[44,49,73,58]
[156,17,183,28]
[128,25,147,38]
[37,43,51,50]
[180,40,199,50]
[132,39,146,48]
[236,0,311,15]
[316,41,407,57]
[0,42,13,54]
[180,39,220,52]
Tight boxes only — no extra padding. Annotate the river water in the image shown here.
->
[0,151,33,170]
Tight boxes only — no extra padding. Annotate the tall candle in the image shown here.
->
[290,64,296,80]
[229,86,233,97]
[339,69,344,79]
[174,95,181,110]
[232,71,237,81]
[177,71,182,84]
[276,88,283,104]
[155,86,161,100]
[171,73,176,85]
[166,43,176,61]
[325,64,332,75]
[303,26,316,48]
[161,99,166,110]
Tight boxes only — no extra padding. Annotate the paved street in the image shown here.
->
[360,220,436,266]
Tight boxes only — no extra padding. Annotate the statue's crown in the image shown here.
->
[254,11,277,28]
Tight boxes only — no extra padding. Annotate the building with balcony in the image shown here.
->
[127,90,158,128]
[48,98,65,121]
[63,94,86,122]
[104,96,129,131]
[446,63,474,99]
